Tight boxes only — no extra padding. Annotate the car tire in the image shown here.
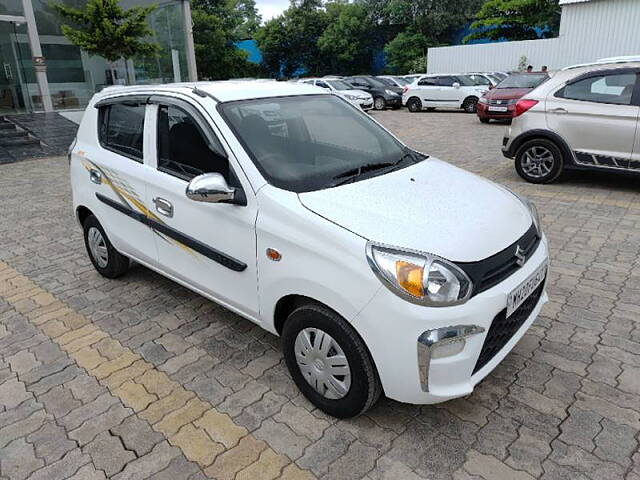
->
[281,303,382,418]
[407,97,422,113]
[83,215,129,278]
[515,138,564,184]
[463,97,478,113]
[479,117,490,124]
[373,97,386,110]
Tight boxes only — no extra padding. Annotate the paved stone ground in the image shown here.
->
[1,109,639,480]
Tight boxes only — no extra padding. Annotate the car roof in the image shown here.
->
[96,80,326,104]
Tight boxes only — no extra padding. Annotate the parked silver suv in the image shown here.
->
[502,60,640,183]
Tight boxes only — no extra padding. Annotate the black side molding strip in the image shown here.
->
[95,193,247,272]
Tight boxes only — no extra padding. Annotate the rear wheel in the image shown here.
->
[515,138,564,184]
[407,97,422,113]
[282,303,382,418]
[373,97,386,110]
[463,97,478,113]
[83,215,129,278]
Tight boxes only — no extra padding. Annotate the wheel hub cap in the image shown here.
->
[521,146,554,178]
[87,227,108,268]
[294,328,351,400]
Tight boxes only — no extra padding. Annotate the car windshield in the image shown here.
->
[394,77,410,85]
[219,95,420,193]
[327,80,354,90]
[469,75,491,86]
[376,77,395,86]
[497,74,548,89]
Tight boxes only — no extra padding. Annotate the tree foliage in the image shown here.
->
[50,0,159,62]
[191,0,261,79]
[464,0,561,43]
[383,31,428,74]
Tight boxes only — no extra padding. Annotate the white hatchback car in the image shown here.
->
[299,78,373,110]
[70,81,549,417]
[403,74,488,113]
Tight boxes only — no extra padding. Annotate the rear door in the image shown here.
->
[435,76,462,107]
[415,76,439,105]
[547,69,639,169]
[85,98,157,265]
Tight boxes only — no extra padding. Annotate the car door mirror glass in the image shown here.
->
[186,173,236,204]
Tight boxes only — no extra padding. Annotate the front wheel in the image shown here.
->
[373,97,386,110]
[282,304,382,418]
[515,138,564,184]
[463,97,478,113]
[83,215,129,278]
[407,97,422,113]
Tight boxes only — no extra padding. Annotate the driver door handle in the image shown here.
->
[550,107,568,114]
[153,197,173,218]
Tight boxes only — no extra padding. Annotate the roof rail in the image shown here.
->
[562,55,640,70]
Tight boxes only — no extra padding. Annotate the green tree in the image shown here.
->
[317,2,376,75]
[383,30,428,73]
[192,0,261,39]
[464,0,561,43]
[255,0,328,78]
[50,0,159,62]
[192,9,258,79]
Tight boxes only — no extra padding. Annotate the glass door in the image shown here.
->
[0,20,30,114]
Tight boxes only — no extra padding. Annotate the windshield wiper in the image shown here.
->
[330,150,421,187]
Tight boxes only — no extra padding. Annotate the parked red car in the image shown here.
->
[477,73,549,123]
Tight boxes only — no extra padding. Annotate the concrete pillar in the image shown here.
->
[20,0,53,112]
[182,0,198,82]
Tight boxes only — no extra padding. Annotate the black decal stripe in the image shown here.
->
[95,193,247,272]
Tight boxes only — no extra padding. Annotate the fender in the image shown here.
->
[503,129,577,167]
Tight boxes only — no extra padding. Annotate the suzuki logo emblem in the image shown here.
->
[515,246,526,267]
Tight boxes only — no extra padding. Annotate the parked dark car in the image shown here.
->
[344,76,403,110]
[477,73,549,123]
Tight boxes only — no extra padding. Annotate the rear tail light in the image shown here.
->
[514,99,538,117]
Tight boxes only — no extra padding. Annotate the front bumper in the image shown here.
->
[352,234,549,404]
[477,102,516,119]
[384,96,402,107]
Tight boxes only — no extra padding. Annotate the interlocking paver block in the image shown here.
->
[6,350,40,375]
[154,397,209,436]
[28,421,77,463]
[204,435,267,480]
[236,448,290,480]
[169,423,225,466]
[102,359,152,390]
[69,403,132,445]
[112,440,181,480]
[111,414,165,456]
[0,376,32,409]
[115,380,157,412]
[0,437,44,480]
[195,409,248,449]
[91,351,140,380]
[71,345,107,370]
[84,431,136,476]
[139,387,195,424]
[254,418,311,460]
[463,450,536,480]
[136,368,179,398]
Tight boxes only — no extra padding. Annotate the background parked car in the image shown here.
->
[477,73,549,123]
[502,60,640,183]
[344,76,403,110]
[467,73,502,87]
[299,78,373,111]
[403,74,488,113]
[376,76,411,88]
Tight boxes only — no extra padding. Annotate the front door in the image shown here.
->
[435,76,462,107]
[415,77,439,105]
[144,99,259,319]
[547,70,639,169]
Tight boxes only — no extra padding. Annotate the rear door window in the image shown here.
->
[557,73,637,105]
[99,103,145,161]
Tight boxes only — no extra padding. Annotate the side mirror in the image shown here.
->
[489,85,495,90]
[452,82,461,88]
[186,173,235,204]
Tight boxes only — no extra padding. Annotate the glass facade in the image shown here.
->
[0,0,190,114]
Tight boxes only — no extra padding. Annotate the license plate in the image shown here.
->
[489,106,508,112]
[506,262,547,317]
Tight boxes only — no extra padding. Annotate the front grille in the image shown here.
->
[473,279,545,374]
[487,99,513,105]
[456,223,540,297]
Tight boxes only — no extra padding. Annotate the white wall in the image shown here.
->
[427,0,640,73]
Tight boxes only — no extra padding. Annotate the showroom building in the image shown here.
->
[0,0,197,114]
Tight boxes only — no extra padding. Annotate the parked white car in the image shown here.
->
[70,81,549,417]
[403,74,489,113]
[503,60,640,183]
[299,78,373,110]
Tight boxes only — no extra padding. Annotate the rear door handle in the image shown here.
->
[89,169,102,184]
[153,197,173,217]
[550,107,568,114]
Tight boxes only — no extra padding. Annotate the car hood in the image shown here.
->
[338,89,370,98]
[298,158,532,262]
[484,88,531,100]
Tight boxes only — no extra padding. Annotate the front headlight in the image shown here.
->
[366,243,473,306]
[478,97,488,104]
[385,89,398,96]
[345,94,358,100]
